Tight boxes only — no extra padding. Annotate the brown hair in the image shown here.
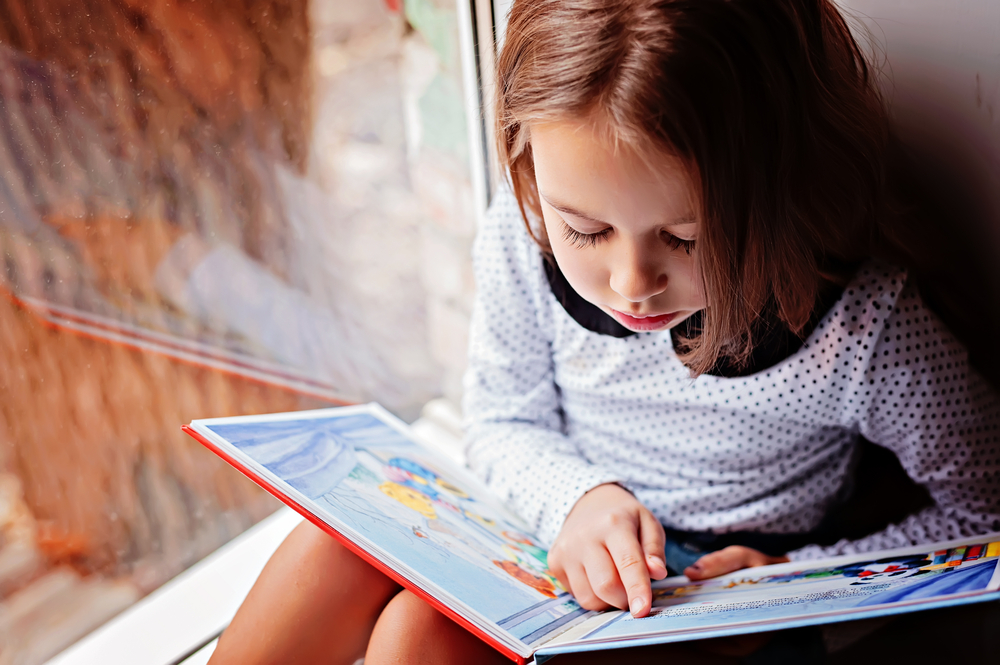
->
[496,0,894,375]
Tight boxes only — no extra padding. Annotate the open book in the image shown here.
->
[183,404,1000,663]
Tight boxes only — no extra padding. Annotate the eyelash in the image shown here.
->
[666,234,697,255]
[560,224,696,254]
[561,225,611,248]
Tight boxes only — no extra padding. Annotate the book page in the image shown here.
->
[543,538,1000,654]
[190,405,592,653]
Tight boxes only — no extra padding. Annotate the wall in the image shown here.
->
[838,0,1000,378]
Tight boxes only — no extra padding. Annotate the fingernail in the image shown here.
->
[689,562,703,572]
[630,597,644,616]
[648,554,665,568]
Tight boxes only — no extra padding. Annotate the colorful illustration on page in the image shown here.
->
[581,540,1000,643]
[205,411,587,644]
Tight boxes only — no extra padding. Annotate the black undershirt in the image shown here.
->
[543,257,845,377]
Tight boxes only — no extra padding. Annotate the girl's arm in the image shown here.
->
[790,279,1000,560]
[462,189,623,546]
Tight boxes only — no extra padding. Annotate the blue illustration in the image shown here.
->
[199,408,587,648]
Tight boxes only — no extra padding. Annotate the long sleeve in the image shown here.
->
[790,280,1000,560]
[462,191,622,546]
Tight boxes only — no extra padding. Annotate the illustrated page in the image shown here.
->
[568,540,1000,646]
[195,406,590,649]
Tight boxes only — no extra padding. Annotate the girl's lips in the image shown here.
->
[610,309,676,332]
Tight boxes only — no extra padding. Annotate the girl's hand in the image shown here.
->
[684,546,789,581]
[548,483,668,617]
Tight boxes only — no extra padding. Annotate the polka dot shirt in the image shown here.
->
[462,188,1000,560]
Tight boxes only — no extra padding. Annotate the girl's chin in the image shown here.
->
[609,309,678,332]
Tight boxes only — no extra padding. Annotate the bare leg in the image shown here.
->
[210,521,401,665]
[365,589,511,665]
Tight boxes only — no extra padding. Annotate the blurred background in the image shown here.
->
[0,0,494,661]
[0,0,996,663]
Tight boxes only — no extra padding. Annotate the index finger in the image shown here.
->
[605,533,653,617]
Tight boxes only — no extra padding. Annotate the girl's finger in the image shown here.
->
[583,546,630,610]
[637,510,667,580]
[604,534,653,616]
[684,546,755,580]
[547,551,569,593]
[684,546,788,580]
[566,562,610,611]
[550,565,571,595]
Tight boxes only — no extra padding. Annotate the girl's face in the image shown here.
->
[531,118,706,333]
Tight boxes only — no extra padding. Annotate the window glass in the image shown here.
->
[0,0,480,659]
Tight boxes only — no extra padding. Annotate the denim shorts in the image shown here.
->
[660,526,822,576]
[662,532,709,574]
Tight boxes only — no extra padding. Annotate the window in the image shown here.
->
[0,0,490,659]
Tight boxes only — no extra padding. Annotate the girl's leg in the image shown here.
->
[365,589,511,665]
[209,521,401,665]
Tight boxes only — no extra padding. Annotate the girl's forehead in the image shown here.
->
[530,118,698,223]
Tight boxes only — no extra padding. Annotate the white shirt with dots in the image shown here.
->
[462,188,1000,560]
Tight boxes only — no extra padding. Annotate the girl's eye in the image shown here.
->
[561,223,611,248]
[664,232,695,255]
[560,222,696,254]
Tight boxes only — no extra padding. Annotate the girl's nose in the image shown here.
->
[608,245,669,303]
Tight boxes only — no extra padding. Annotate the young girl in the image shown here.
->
[210,0,1000,662]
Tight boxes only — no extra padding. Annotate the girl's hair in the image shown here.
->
[496,0,895,375]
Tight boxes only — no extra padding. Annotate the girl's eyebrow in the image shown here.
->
[540,193,696,226]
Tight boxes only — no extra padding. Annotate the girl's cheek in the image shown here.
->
[554,244,596,287]
[549,239,609,305]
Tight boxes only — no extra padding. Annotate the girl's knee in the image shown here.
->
[367,590,508,665]
[379,589,454,636]
[212,523,401,665]
[282,521,399,599]
[285,520,353,566]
